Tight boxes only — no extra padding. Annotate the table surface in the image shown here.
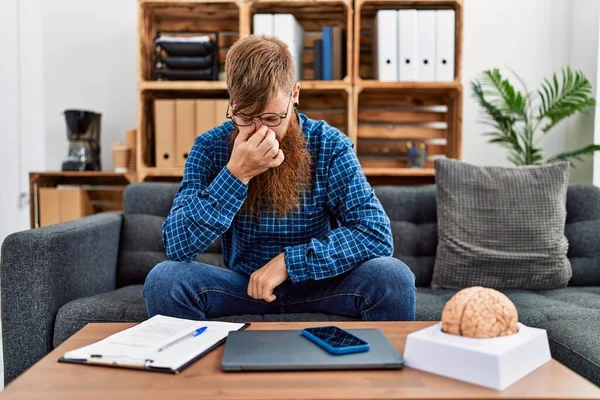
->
[2,321,599,400]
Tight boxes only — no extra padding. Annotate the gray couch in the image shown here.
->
[2,182,600,386]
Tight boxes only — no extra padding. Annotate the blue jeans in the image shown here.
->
[143,257,416,321]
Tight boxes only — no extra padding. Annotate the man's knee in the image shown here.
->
[357,257,416,320]
[144,260,176,300]
[359,256,416,291]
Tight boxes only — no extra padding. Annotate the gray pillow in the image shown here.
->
[431,158,572,290]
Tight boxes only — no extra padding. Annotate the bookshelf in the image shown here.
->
[136,0,463,184]
[354,0,463,180]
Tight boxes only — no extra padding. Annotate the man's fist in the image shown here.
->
[227,125,285,184]
[248,252,288,302]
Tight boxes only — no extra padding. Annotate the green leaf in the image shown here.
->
[537,67,596,133]
[547,144,600,165]
[478,69,527,116]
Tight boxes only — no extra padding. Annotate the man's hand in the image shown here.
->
[227,125,285,184]
[248,252,288,302]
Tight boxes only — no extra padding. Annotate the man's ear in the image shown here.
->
[293,82,301,106]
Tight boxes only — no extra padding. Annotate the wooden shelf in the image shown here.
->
[139,80,352,92]
[362,167,435,176]
[300,80,352,91]
[29,171,137,228]
[140,0,241,4]
[355,0,462,7]
[356,80,461,92]
[137,166,437,181]
[137,167,185,182]
[139,80,228,91]
[251,0,351,4]
[141,167,184,177]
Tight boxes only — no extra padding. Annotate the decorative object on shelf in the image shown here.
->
[61,109,102,171]
[472,66,597,166]
[112,142,132,173]
[441,286,518,338]
[154,32,219,81]
[406,140,428,168]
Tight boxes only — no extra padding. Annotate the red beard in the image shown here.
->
[231,113,312,217]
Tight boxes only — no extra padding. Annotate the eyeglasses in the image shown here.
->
[226,91,293,127]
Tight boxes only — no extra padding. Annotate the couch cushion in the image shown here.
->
[374,186,438,287]
[54,285,149,347]
[565,185,600,286]
[117,183,223,287]
[415,287,600,325]
[539,320,600,387]
[432,159,571,290]
[54,285,353,347]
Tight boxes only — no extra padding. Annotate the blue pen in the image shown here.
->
[158,326,208,352]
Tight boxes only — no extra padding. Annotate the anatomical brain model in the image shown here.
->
[441,286,519,338]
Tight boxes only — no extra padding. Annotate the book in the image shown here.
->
[313,39,323,80]
[322,26,333,80]
[59,315,249,374]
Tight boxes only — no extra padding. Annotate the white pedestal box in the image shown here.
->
[403,322,551,391]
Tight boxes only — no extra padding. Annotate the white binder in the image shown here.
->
[274,14,304,82]
[417,10,436,81]
[398,9,418,81]
[372,10,398,81]
[253,13,274,36]
[435,10,455,82]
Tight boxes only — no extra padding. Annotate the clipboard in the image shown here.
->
[58,315,250,374]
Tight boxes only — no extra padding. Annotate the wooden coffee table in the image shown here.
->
[2,321,599,399]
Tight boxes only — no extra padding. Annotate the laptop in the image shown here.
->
[221,328,404,371]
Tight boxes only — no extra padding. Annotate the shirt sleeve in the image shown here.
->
[162,135,247,262]
[283,138,394,282]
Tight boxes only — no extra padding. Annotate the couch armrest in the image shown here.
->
[0,212,123,384]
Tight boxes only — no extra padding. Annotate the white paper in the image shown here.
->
[63,315,245,370]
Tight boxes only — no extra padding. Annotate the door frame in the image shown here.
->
[0,0,21,244]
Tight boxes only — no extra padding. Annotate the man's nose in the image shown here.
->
[253,118,264,129]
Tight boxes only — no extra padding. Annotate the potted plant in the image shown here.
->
[471,67,598,166]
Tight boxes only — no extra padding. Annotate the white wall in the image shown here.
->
[568,0,600,184]
[462,0,600,184]
[41,0,138,171]
[462,0,580,170]
[0,0,19,388]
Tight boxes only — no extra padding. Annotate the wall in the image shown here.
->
[462,0,569,167]
[564,0,599,184]
[0,0,19,388]
[462,0,599,183]
[41,0,137,171]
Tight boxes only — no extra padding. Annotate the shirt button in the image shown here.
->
[237,194,244,200]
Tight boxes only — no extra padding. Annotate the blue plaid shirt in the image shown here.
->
[162,113,393,283]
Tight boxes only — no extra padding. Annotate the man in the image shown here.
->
[144,35,416,321]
